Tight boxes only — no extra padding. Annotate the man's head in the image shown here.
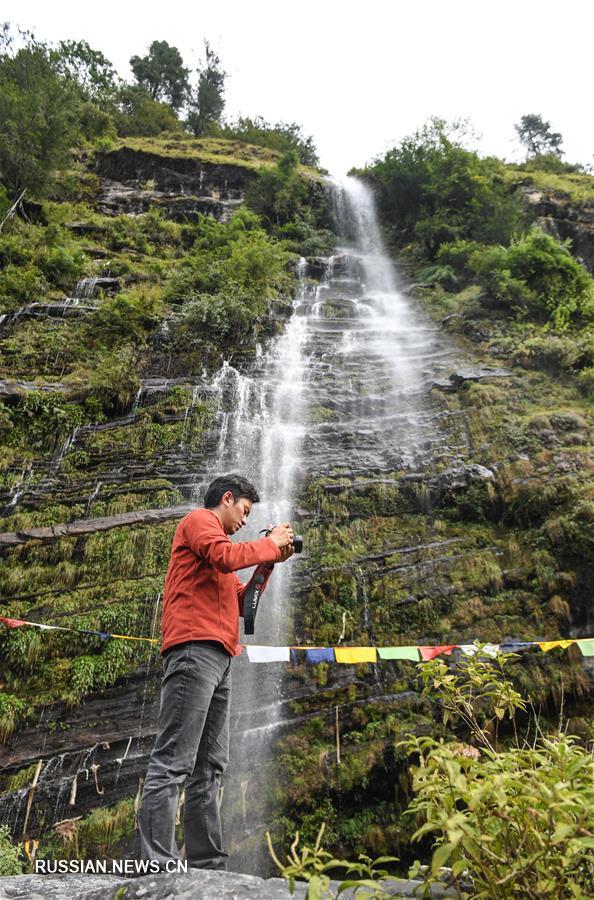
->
[204,474,260,535]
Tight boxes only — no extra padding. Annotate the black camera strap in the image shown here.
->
[243,568,268,635]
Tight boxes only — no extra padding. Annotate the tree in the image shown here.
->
[0,26,79,197]
[245,150,308,227]
[515,113,563,158]
[363,117,525,254]
[130,40,189,111]
[113,84,181,137]
[51,39,119,106]
[186,41,225,137]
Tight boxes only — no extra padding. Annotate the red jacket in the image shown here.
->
[161,508,281,655]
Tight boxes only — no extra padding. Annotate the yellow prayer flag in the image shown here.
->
[538,640,574,652]
[334,647,377,664]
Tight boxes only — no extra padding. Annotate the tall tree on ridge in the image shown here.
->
[130,40,189,111]
[0,24,79,197]
[186,41,226,137]
[515,113,564,158]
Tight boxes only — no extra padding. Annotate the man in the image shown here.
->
[138,473,294,870]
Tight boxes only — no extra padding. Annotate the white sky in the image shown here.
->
[4,0,593,174]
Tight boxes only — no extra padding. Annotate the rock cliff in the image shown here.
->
[0,141,592,877]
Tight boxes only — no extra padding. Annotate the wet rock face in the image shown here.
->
[95,148,257,198]
[94,147,257,222]
[522,187,594,272]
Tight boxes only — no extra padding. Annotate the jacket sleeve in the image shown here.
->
[185,511,281,573]
[236,564,274,617]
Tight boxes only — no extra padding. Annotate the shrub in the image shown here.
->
[213,116,319,167]
[405,652,594,898]
[578,366,594,399]
[439,230,594,326]
[0,28,80,196]
[0,692,27,744]
[8,392,84,453]
[359,118,526,254]
[245,150,309,228]
[0,825,24,876]
[0,264,47,314]
[165,208,294,344]
[90,285,164,346]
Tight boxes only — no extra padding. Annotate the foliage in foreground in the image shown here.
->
[268,823,397,899]
[271,650,594,899]
[0,824,24,875]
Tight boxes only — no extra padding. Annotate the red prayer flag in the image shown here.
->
[419,645,456,661]
[0,616,26,628]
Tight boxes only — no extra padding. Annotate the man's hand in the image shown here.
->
[277,543,295,563]
[267,522,294,549]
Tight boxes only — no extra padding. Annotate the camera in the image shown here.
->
[261,527,303,553]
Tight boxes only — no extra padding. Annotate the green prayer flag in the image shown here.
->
[378,646,420,661]
[577,639,594,657]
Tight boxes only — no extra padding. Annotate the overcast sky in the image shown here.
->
[4,0,593,174]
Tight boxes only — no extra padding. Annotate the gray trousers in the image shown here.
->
[138,640,231,869]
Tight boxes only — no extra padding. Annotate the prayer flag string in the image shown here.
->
[1,617,593,660]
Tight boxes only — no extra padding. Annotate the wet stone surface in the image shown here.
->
[0,870,455,899]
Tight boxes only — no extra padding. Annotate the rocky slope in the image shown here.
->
[0,142,592,875]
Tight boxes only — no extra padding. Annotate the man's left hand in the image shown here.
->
[277,543,295,562]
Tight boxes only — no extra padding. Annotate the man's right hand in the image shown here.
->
[267,523,294,549]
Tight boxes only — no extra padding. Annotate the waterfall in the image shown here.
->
[73,277,99,300]
[312,176,457,471]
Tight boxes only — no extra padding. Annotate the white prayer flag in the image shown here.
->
[459,643,499,657]
[246,646,291,663]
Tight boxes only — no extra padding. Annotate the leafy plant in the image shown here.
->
[0,25,80,196]
[404,650,594,898]
[359,117,526,254]
[0,825,24,875]
[267,824,397,899]
[439,230,594,326]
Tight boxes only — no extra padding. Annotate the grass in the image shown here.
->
[110,134,323,180]
[503,165,594,205]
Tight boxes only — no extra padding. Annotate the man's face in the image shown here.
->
[220,493,253,535]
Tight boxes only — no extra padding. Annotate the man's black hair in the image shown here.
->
[204,474,260,509]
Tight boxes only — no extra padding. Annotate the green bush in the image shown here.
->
[0,29,80,196]
[112,85,182,137]
[245,150,309,228]
[0,692,27,744]
[578,366,594,398]
[7,391,84,452]
[90,285,164,346]
[83,347,141,414]
[359,118,526,255]
[0,220,86,310]
[0,264,47,314]
[438,230,594,326]
[213,116,319,167]
[165,208,294,344]
[405,652,594,898]
[0,825,24,875]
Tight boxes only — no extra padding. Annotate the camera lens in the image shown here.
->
[292,535,303,553]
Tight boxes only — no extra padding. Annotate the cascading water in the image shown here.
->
[306,176,459,473]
